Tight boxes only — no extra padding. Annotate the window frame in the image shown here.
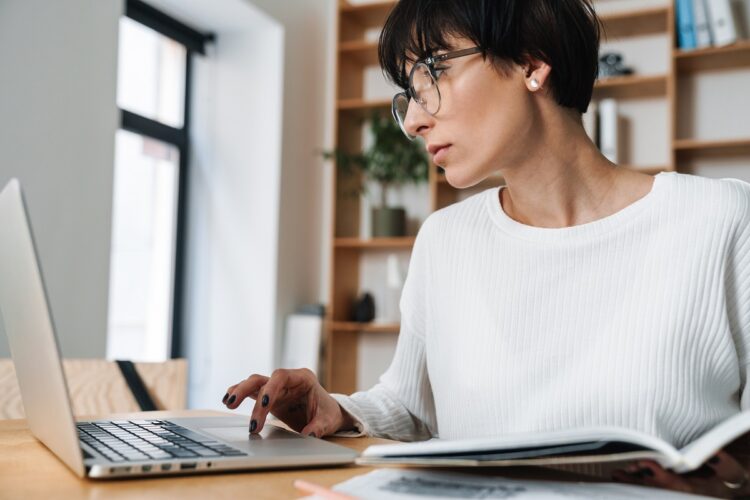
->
[118,0,213,358]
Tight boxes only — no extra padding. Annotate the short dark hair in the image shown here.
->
[378,0,602,114]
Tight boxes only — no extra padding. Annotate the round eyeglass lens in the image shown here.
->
[411,62,440,115]
[392,93,415,140]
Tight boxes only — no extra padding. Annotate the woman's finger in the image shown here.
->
[249,369,314,435]
[705,451,750,495]
[225,374,269,409]
[635,460,694,493]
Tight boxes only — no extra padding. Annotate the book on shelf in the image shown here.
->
[677,0,698,49]
[706,0,739,46]
[598,98,618,163]
[675,0,748,49]
[582,100,599,147]
[693,0,714,47]
[357,411,750,474]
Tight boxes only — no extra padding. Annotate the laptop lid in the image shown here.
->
[0,179,85,477]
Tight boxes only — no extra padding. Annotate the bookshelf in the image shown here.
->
[325,0,750,394]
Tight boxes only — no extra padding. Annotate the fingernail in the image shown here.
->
[639,467,654,477]
[262,394,269,407]
[307,432,316,438]
[222,393,229,404]
[709,455,720,465]
[250,420,257,432]
[227,394,236,405]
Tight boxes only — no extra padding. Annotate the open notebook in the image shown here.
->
[357,411,750,473]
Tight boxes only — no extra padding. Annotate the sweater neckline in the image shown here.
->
[485,171,673,243]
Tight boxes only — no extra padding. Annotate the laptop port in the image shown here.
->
[161,464,172,471]
[180,462,197,470]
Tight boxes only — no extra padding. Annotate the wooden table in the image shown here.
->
[0,410,596,499]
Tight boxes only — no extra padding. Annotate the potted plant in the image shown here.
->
[322,111,429,237]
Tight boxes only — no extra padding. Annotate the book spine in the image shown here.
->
[706,0,738,46]
[693,0,714,47]
[599,99,618,164]
[677,0,698,49]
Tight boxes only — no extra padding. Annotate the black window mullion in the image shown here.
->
[169,50,193,359]
[120,109,186,149]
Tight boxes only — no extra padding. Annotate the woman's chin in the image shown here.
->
[443,168,483,190]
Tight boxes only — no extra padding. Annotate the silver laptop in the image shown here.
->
[0,178,357,478]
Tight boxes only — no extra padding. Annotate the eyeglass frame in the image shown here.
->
[391,46,483,140]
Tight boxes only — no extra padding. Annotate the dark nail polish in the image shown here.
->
[222,393,229,403]
[709,455,720,465]
[250,420,257,432]
[262,394,269,407]
[308,432,316,438]
[227,394,236,405]
[639,467,654,477]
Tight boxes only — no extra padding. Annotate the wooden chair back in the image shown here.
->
[0,358,187,419]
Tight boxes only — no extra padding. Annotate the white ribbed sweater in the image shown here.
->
[332,171,750,449]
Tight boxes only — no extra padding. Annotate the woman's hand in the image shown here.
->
[221,368,356,438]
[612,450,750,499]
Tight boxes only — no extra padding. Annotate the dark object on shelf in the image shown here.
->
[372,207,406,237]
[352,292,375,322]
[598,52,634,78]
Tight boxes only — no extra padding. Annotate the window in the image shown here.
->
[106,0,212,362]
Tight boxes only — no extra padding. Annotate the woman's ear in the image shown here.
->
[522,56,552,92]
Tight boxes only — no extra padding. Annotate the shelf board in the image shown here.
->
[330,321,400,333]
[334,236,415,249]
[337,98,390,119]
[340,1,395,29]
[674,137,750,157]
[675,39,750,72]
[593,74,668,99]
[339,40,379,66]
[599,6,670,39]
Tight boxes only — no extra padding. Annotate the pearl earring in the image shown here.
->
[530,78,540,90]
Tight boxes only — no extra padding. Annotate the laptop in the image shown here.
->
[0,178,357,478]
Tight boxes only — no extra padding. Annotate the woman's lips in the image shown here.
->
[433,145,451,164]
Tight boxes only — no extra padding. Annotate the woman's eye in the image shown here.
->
[434,66,449,79]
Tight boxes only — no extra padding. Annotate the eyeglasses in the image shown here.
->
[392,46,482,140]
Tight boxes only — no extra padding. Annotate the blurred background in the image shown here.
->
[0,0,749,413]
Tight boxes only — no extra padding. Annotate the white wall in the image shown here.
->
[0,0,122,358]
[146,0,286,409]
[245,0,339,371]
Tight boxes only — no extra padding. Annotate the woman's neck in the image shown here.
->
[498,108,651,229]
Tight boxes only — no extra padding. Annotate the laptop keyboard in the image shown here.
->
[76,419,247,462]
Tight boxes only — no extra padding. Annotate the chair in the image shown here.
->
[0,358,187,419]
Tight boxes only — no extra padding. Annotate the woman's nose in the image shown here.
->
[403,98,433,138]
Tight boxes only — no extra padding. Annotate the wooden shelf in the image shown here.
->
[593,74,668,99]
[599,6,670,39]
[340,1,395,30]
[675,40,750,72]
[339,40,379,66]
[334,237,415,249]
[329,321,400,333]
[674,137,750,157]
[337,98,390,119]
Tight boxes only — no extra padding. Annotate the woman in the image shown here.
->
[223,0,750,496]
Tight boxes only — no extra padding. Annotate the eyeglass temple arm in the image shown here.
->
[430,46,482,64]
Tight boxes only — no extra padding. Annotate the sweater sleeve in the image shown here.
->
[330,215,438,441]
[724,179,750,410]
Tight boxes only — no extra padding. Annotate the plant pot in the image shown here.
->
[372,207,406,237]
